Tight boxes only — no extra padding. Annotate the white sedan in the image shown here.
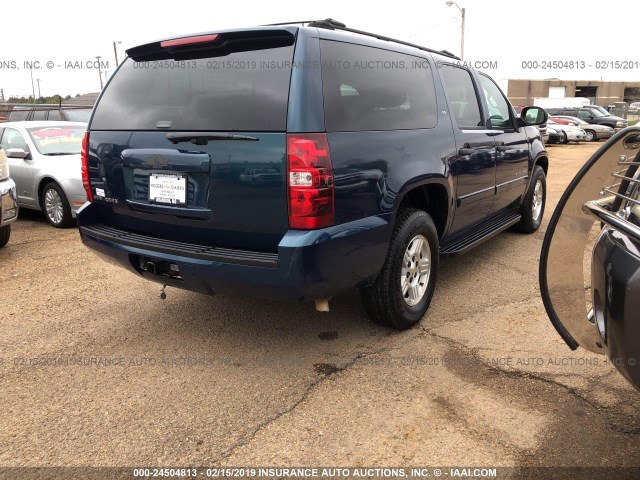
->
[0,121,88,227]
[546,119,586,143]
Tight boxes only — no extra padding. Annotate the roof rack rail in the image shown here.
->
[263,18,460,60]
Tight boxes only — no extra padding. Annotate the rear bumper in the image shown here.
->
[77,202,391,301]
[0,178,18,228]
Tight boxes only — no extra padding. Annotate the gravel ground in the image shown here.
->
[1,142,639,473]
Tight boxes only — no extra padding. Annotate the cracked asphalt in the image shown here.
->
[1,142,639,471]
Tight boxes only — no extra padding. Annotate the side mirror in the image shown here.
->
[5,148,29,159]
[520,106,548,126]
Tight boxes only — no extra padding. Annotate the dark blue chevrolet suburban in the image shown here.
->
[78,19,549,329]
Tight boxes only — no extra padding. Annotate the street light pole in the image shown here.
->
[96,56,104,89]
[113,41,122,66]
[460,7,465,60]
[446,1,465,60]
[36,78,41,98]
[30,67,36,103]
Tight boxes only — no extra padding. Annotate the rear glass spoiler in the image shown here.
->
[126,29,296,61]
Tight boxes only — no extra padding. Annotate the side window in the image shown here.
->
[477,74,512,129]
[439,64,483,129]
[320,41,438,131]
[0,128,29,152]
[577,110,591,120]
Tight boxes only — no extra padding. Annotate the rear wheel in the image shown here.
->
[0,225,10,247]
[515,166,546,234]
[561,131,568,144]
[360,209,439,330]
[42,182,73,228]
[585,130,597,142]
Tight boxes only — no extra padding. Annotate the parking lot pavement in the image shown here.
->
[1,142,639,468]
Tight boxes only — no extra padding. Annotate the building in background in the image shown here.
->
[507,80,640,107]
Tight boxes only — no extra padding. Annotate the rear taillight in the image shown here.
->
[287,133,334,229]
[81,131,93,202]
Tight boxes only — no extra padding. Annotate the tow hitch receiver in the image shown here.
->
[139,257,182,280]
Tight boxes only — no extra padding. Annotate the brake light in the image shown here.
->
[81,131,93,202]
[161,34,219,48]
[287,133,334,229]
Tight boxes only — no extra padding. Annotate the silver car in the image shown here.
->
[550,115,615,142]
[0,148,18,246]
[0,121,87,227]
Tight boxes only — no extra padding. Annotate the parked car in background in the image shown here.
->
[546,106,628,131]
[0,148,18,247]
[629,102,640,114]
[546,119,586,143]
[550,116,615,142]
[546,126,564,144]
[77,20,549,329]
[540,126,640,390]
[7,106,92,123]
[0,122,88,227]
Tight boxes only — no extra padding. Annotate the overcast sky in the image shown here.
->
[1,0,638,98]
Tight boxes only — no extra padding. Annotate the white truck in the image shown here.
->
[533,97,591,109]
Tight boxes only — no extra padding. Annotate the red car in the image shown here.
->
[549,116,576,126]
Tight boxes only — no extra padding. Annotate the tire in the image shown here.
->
[0,225,10,248]
[515,166,546,234]
[561,131,568,144]
[41,182,73,228]
[585,130,597,142]
[360,208,439,330]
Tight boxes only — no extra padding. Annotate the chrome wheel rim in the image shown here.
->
[586,131,594,141]
[44,188,64,225]
[401,234,431,306]
[532,179,544,221]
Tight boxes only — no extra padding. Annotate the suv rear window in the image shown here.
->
[320,41,437,132]
[91,45,295,131]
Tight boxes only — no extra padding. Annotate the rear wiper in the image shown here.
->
[166,132,259,145]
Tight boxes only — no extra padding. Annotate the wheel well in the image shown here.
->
[37,178,58,207]
[398,184,448,239]
[536,157,548,176]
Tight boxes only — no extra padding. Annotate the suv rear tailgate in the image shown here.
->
[86,29,296,252]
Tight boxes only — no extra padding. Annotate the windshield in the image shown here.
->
[589,106,609,117]
[27,126,85,155]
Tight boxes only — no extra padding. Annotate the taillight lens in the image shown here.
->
[287,133,334,229]
[160,33,219,49]
[81,131,93,202]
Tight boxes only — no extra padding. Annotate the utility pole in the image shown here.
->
[446,1,466,60]
[36,78,41,98]
[113,41,122,66]
[96,56,104,89]
[30,67,36,103]
[0,88,5,103]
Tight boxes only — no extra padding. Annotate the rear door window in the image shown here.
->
[320,41,437,131]
[91,44,295,131]
[439,64,483,129]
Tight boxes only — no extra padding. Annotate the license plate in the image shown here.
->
[149,174,187,205]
